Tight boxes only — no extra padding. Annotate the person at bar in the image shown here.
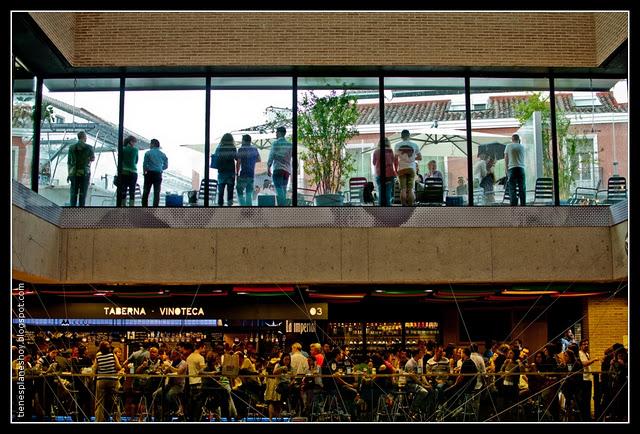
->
[185,341,206,421]
[93,340,122,422]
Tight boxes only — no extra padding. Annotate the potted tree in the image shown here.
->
[298,89,360,206]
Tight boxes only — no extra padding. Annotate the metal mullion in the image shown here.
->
[31,76,43,192]
[116,77,125,207]
[549,77,561,206]
[464,76,474,206]
[292,77,298,207]
[379,77,387,207]
[204,76,211,207]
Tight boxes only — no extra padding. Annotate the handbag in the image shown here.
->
[210,152,218,169]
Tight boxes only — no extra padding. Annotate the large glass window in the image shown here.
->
[40,78,121,206]
[297,77,379,206]
[469,78,554,206]
[554,78,628,205]
[210,77,292,206]
[12,77,36,189]
[124,78,206,207]
[384,77,467,206]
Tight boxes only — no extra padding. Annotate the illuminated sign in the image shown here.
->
[286,321,317,334]
[102,306,205,316]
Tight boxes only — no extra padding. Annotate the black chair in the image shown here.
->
[198,179,218,206]
[533,177,554,205]
[419,178,445,205]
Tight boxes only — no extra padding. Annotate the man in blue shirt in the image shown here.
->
[235,134,261,206]
[267,126,292,206]
[142,139,169,207]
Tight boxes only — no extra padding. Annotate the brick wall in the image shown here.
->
[27,11,621,68]
[29,12,76,64]
[583,296,628,361]
[594,12,628,65]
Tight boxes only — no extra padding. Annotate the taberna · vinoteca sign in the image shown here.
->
[103,306,205,316]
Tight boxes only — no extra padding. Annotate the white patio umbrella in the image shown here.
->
[388,127,509,157]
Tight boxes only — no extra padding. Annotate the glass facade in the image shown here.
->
[554,78,628,204]
[469,78,554,206]
[12,78,36,189]
[17,75,626,208]
[39,79,121,206]
[124,78,206,207]
[384,77,467,206]
[210,77,292,206]
[297,77,379,206]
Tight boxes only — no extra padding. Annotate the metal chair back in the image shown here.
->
[607,176,627,203]
[348,177,368,205]
[198,179,218,205]
[533,177,554,205]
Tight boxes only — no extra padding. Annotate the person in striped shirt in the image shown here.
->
[92,341,122,422]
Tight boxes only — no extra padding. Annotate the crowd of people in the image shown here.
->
[11,331,627,422]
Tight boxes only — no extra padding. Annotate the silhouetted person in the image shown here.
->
[142,139,168,207]
[504,134,526,206]
[267,127,292,206]
[67,131,95,206]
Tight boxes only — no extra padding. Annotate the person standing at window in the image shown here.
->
[504,134,526,206]
[118,135,139,206]
[142,139,168,207]
[235,134,261,206]
[394,129,422,206]
[372,137,397,206]
[267,126,292,206]
[213,133,238,206]
[67,131,95,207]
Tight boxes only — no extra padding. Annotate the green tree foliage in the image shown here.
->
[515,92,579,200]
[298,90,360,195]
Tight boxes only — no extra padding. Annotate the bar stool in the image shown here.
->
[375,394,393,421]
[390,387,411,422]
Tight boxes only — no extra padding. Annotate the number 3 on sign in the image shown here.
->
[310,307,322,316]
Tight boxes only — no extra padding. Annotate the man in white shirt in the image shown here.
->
[469,343,486,392]
[504,134,526,206]
[290,342,309,376]
[579,339,599,421]
[185,342,206,421]
[394,129,422,206]
[404,348,430,419]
